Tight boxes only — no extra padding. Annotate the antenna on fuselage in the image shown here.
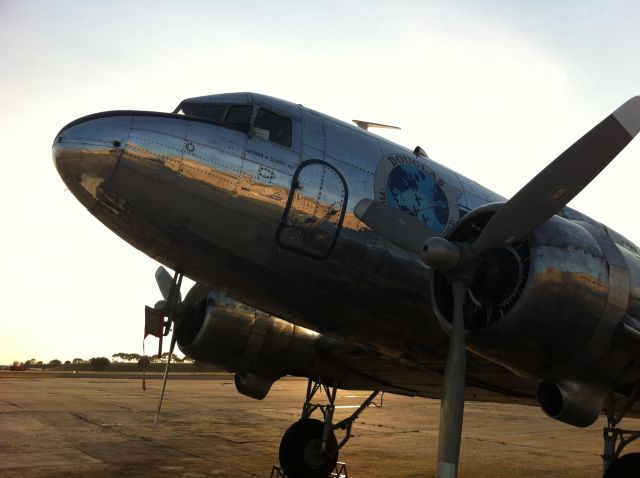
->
[413,146,429,158]
[352,120,401,131]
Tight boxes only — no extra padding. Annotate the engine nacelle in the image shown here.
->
[177,291,363,399]
[433,204,640,383]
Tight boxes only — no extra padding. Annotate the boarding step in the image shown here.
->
[270,462,348,478]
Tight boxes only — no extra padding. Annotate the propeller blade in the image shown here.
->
[437,280,467,478]
[155,266,174,302]
[154,331,177,427]
[472,96,640,254]
[155,266,184,305]
[354,198,439,254]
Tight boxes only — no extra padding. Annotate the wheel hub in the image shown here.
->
[303,438,330,469]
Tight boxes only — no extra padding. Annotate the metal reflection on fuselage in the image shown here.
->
[62,93,620,365]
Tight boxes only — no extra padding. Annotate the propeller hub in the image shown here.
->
[154,300,167,310]
[421,237,461,272]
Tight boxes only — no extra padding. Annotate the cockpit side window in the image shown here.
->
[253,108,292,147]
[181,103,227,122]
[225,105,253,132]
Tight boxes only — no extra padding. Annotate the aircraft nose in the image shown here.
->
[53,113,132,210]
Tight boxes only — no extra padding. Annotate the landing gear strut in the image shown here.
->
[278,378,381,478]
[603,386,640,478]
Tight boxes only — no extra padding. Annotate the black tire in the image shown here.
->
[279,418,338,478]
[605,453,640,478]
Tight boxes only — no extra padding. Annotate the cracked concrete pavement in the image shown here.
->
[1,373,637,477]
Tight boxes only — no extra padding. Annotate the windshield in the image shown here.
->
[175,101,253,133]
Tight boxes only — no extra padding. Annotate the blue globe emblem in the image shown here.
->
[386,164,449,233]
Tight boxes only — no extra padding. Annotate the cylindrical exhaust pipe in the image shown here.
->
[536,380,610,427]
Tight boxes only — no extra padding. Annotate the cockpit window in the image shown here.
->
[253,108,292,147]
[225,105,253,130]
[181,103,227,122]
[177,102,293,144]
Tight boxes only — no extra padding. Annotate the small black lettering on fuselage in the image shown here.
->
[247,148,288,167]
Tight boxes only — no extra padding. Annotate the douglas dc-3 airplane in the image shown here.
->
[54,92,640,478]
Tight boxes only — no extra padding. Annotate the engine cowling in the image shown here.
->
[176,290,373,399]
[432,204,640,383]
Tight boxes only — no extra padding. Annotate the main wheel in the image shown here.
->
[279,418,338,478]
[605,453,640,478]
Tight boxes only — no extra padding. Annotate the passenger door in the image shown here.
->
[276,160,347,259]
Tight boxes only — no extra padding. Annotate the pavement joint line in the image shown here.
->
[0,399,24,409]
[67,411,141,438]
[466,436,602,455]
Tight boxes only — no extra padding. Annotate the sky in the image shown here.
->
[1,0,639,364]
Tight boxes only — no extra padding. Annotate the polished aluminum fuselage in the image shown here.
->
[53,92,640,398]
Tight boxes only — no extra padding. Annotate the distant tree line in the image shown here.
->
[21,358,69,368]
[11,352,195,370]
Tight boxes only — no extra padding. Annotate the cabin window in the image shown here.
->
[253,108,292,147]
